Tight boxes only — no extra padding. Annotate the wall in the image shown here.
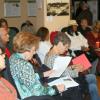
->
[0,0,44,32]
[0,0,70,32]
[43,0,70,32]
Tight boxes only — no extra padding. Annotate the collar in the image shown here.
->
[15,53,26,60]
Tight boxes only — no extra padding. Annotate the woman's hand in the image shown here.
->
[30,58,40,67]
[56,84,65,93]
[71,64,84,72]
[43,70,54,77]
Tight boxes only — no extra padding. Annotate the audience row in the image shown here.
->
[0,17,100,100]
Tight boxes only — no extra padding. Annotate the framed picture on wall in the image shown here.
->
[4,0,21,17]
[47,0,70,16]
[27,0,37,17]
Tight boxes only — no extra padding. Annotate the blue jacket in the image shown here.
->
[9,53,56,99]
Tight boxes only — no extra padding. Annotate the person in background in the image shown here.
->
[78,18,92,37]
[36,27,52,64]
[21,20,35,34]
[63,20,98,75]
[0,38,17,100]
[20,20,42,67]
[21,19,36,68]
[0,18,19,54]
[0,19,10,57]
[75,1,83,18]
[63,20,89,52]
[76,1,93,26]
[0,28,11,76]
[85,21,100,49]
[85,21,100,75]
[0,18,8,30]
[0,21,20,98]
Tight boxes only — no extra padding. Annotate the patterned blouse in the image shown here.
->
[9,53,56,99]
[44,54,78,78]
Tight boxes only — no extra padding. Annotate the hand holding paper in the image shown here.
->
[49,56,72,78]
[48,76,79,91]
[71,64,84,72]
[56,84,65,93]
[72,54,91,70]
[43,70,55,77]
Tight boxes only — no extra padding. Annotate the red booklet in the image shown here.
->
[72,54,91,70]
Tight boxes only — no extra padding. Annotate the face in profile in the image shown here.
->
[25,46,36,60]
[0,28,9,45]
[0,48,5,70]
[72,25,77,32]
[58,42,69,54]
[1,22,8,30]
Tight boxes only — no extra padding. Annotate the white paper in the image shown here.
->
[28,2,37,16]
[49,56,72,78]
[48,76,79,90]
[4,2,21,17]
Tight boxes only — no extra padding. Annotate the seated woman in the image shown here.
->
[85,21,100,74]
[9,32,82,100]
[63,20,98,75]
[85,21,100,48]
[0,38,17,100]
[46,31,100,100]
[0,18,19,54]
[77,18,91,37]
[36,27,52,64]
[45,31,87,79]
[21,20,35,34]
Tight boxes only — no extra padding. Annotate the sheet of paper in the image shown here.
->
[72,54,91,70]
[49,56,72,78]
[48,76,79,90]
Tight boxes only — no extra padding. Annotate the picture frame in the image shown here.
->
[4,0,21,17]
[27,0,37,17]
[72,0,98,22]
[47,0,70,16]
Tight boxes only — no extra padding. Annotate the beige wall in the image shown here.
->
[43,0,70,32]
[0,0,44,32]
[0,0,70,32]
